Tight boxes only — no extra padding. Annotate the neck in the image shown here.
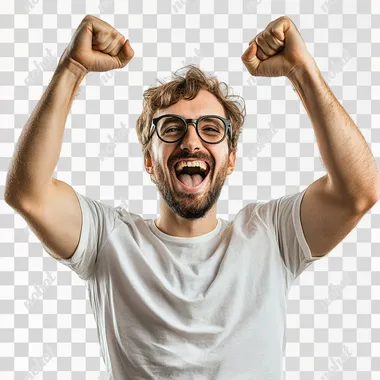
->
[155,201,218,238]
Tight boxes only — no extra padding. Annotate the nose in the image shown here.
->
[179,123,202,152]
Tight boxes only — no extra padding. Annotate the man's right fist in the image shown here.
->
[58,15,134,74]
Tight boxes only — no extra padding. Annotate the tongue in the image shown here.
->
[177,173,203,187]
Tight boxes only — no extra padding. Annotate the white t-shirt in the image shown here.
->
[46,188,329,380]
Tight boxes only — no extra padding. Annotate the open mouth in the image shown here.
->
[171,163,211,190]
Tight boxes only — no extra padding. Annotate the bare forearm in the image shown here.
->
[288,64,380,206]
[5,59,87,206]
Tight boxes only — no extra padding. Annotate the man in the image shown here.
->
[5,14,379,380]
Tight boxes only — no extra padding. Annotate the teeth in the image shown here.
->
[175,160,208,174]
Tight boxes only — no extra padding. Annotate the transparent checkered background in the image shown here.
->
[1,0,380,379]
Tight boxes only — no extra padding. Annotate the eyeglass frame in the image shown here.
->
[146,114,232,145]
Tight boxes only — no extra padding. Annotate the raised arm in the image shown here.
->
[241,15,379,260]
[5,15,134,260]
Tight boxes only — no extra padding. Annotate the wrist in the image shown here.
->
[287,61,323,90]
[56,57,88,80]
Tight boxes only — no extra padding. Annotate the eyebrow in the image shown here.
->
[166,114,224,119]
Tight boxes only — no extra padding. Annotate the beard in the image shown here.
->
[151,155,229,220]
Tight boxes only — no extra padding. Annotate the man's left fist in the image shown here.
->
[241,16,317,78]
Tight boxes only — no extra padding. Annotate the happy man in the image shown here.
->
[5,14,379,380]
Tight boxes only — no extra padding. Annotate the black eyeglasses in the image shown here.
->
[145,114,232,145]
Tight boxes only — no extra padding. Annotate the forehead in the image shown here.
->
[154,89,226,119]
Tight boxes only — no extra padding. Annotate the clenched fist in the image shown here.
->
[241,15,317,78]
[58,15,134,75]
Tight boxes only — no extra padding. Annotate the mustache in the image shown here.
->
[169,155,212,166]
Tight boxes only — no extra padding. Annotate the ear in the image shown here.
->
[227,150,237,175]
[145,151,153,174]
[145,151,158,184]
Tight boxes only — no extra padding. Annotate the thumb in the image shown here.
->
[242,41,256,60]
[117,39,134,67]
[241,41,262,75]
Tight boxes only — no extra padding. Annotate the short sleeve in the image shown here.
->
[43,191,117,281]
[255,188,330,281]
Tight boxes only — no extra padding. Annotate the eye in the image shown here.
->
[165,128,175,132]
[204,127,219,133]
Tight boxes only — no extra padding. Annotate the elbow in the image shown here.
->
[352,192,379,214]
[4,185,28,210]
[355,199,378,214]
[4,190,21,209]
[328,173,380,214]
[4,186,15,205]
[360,174,380,211]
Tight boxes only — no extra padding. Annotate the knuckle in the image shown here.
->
[93,30,104,43]
[110,30,119,40]
[270,27,281,39]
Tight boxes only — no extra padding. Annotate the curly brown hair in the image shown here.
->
[136,65,246,160]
